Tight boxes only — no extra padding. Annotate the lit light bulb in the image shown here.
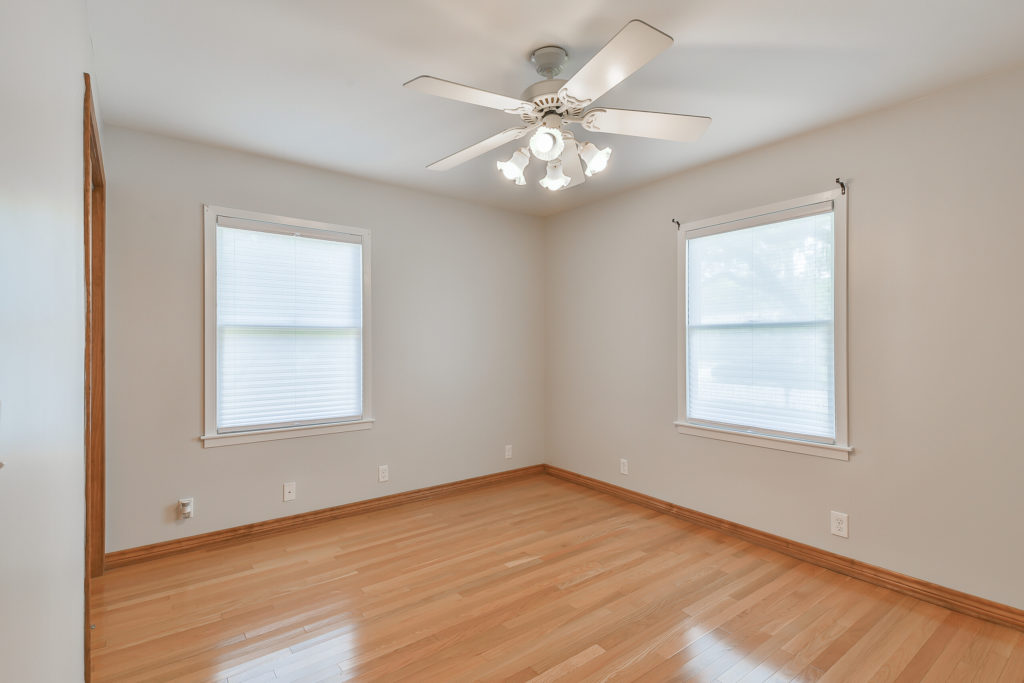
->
[539,160,571,191]
[579,141,612,176]
[496,147,530,185]
[528,121,565,161]
[533,131,554,153]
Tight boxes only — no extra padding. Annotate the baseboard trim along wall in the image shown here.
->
[104,465,544,569]
[104,463,1023,632]
[543,465,1024,632]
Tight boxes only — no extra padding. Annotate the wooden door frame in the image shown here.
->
[84,72,106,682]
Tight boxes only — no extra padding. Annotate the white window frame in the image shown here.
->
[675,188,851,461]
[201,205,373,447]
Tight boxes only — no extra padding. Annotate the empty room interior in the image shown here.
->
[4,0,1024,680]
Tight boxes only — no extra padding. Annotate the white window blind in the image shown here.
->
[685,204,836,442]
[215,222,364,433]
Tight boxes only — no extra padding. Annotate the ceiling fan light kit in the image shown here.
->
[404,19,711,192]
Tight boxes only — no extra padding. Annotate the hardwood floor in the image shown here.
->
[90,475,1024,682]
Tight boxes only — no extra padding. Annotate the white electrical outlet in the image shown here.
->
[505,445,513,459]
[178,497,194,519]
[378,464,389,482]
[619,458,629,475]
[283,482,296,502]
[830,510,849,538]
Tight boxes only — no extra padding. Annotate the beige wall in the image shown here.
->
[0,1,93,680]
[104,127,545,551]
[544,65,1024,609]
[105,65,1024,610]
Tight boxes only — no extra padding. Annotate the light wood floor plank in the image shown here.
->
[90,475,1023,681]
[998,633,1024,681]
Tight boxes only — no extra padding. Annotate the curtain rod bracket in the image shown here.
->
[835,177,847,195]
[672,218,681,230]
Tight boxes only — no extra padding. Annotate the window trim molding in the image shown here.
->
[202,205,373,447]
[201,419,375,448]
[676,188,850,460]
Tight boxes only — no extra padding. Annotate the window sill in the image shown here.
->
[674,421,852,461]
[202,418,375,448]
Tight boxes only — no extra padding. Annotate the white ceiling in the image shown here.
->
[87,0,1024,216]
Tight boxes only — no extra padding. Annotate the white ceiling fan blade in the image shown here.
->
[559,20,673,107]
[582,108,711,142]
[427,127,531,171]
[404,76,534,114]
[559,138,586,188]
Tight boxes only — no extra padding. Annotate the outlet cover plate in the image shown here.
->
[505,445,513,459]
[378,464,389,482]
[619,458,629,475]
[830,510,849,538]
[283,482,296,501]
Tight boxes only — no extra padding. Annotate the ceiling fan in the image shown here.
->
[404,19,710,191]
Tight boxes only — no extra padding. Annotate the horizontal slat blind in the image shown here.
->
[216,224,363,432]
[686,209,835,441]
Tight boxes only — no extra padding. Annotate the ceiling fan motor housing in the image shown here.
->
[520,46,582,123]
[521,78,566,109]
[520,79,585,124]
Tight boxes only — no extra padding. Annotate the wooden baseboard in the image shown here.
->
[104,465,545,570]
[543,465,1024,632]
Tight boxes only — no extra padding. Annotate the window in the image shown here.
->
[676,189,850,460]
[202,206,372,447]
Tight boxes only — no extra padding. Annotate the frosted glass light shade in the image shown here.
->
[496,147,530,185]
[579,141,612,176]
[539,160,571,190]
